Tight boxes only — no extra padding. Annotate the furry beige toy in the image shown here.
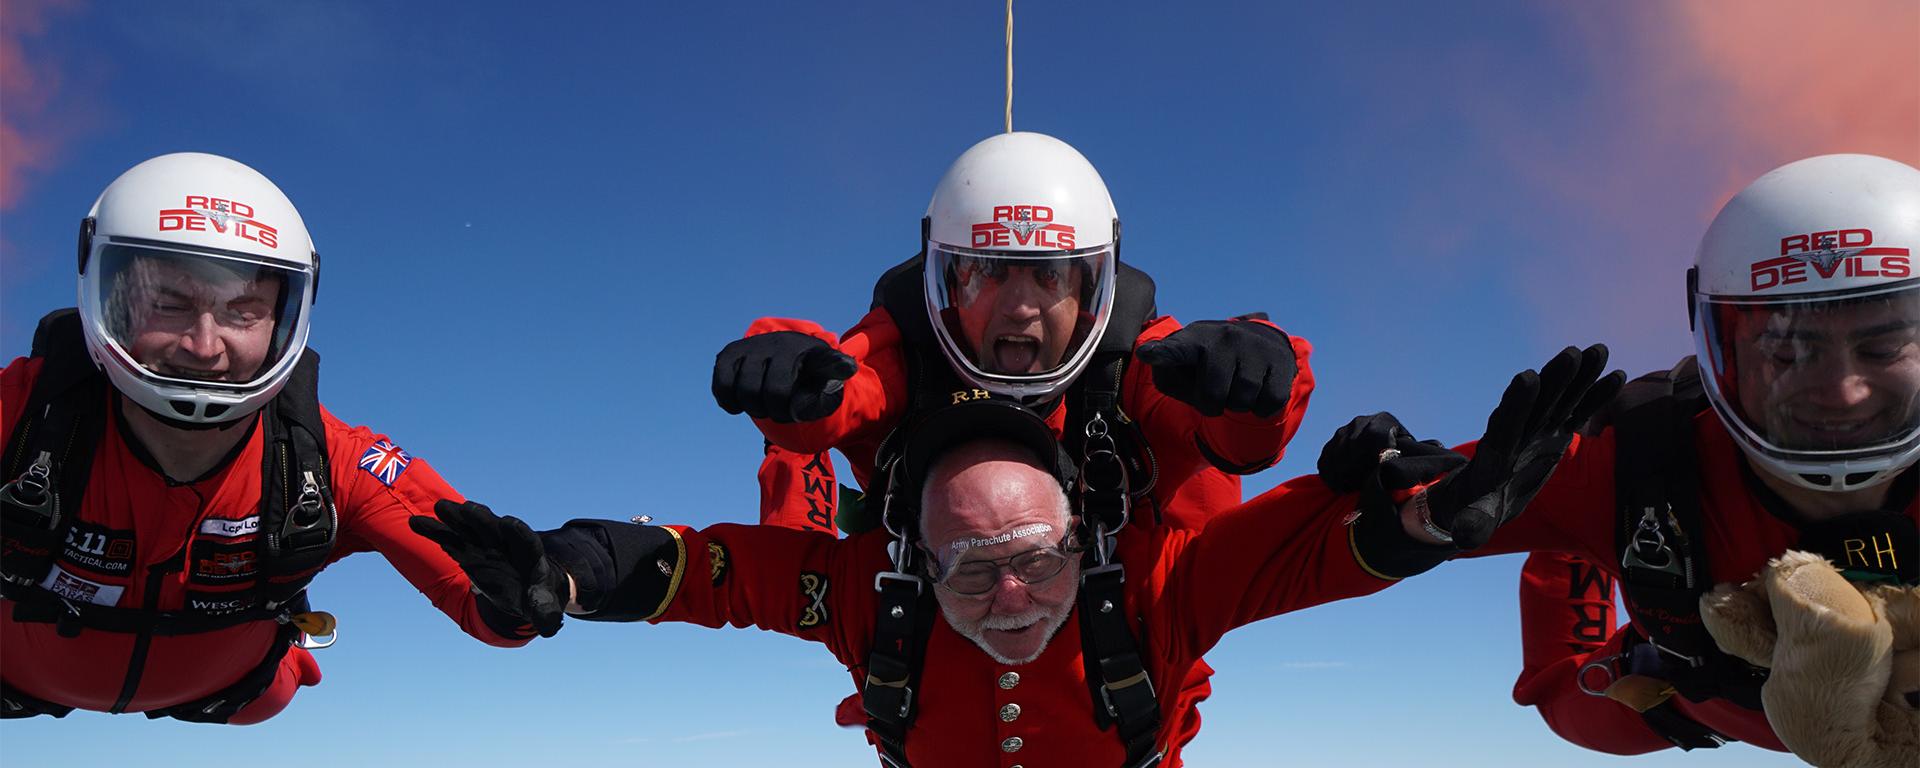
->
[1700,551,1919,768]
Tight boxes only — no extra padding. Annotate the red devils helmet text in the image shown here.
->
[158,196,280,249]
[1749,228,1910,291]
[971,204,1077,250]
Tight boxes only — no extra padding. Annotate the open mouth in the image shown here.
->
[991,335,1040,373]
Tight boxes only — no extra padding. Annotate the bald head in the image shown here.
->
[917,438,1079,666]
[919,439,1071,568]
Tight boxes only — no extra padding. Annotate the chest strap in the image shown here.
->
[1606,357,1762,748]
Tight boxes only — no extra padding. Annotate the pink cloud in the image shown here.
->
[0,0,85,210]
[1671,0,1920,199]
[1473,1,1918,365]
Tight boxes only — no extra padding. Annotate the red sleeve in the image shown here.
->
[748,309,907,454]
[320,409,531,647]
[1149,473,1396,660]
[1460,429,1620,561]
[757,443,839,535]
[649,523,882,669]
[1123,316,1316,481]
[1509,551,1674,755]
[1511,625,1676,755]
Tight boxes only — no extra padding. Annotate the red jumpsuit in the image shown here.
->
[614,472,1390,767]
[1474,407,1919,754]
[0,356,532,723]
[751,308,1316,532]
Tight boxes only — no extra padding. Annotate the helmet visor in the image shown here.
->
[1696,280,1920,459]
[88,243,310,389]
[926,243,1115,384]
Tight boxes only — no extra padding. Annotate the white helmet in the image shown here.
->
[77,152,319,425]
[1690,153,1920,492]
[922,132,1119,402]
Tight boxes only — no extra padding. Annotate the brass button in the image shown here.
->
[999,703,1021,722]
[997,672,1020,690]
[1001,736,1024,753]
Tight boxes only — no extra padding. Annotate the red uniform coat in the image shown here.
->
[750,308,1315,532]
[634,473,1389,767]
[1477,409,1919,754]
[0,356,529,723]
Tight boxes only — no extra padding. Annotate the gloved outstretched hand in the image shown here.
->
[712,331,859,423]
[1134,318,1296,419]
[1424,344,1625,549]
[1317,411,1468,495]
[409,500,569,638]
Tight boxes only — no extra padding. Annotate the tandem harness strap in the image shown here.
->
[1595,357,1765,750]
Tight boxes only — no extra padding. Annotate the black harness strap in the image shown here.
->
[1078,560,1162,767]
[1072,379,1162,768]
[861,570,934,768]
[5,589,302,635]
[141,598,308,724]
[1607,357,1765,749]
[257,351,337,609]
[1,678,76,719]
[1,311,110,598]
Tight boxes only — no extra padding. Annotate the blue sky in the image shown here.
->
[3,1,1915,765]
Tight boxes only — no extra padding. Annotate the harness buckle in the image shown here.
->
[53,596,83,638]
[1645,637,1709,670]
[0,451,57,520]
[874,570,923,596]
[1621,505,1686,581]
[1099,669,1155,719]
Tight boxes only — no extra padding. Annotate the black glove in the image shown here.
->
[1317,411,1467,495]
[409,500,569,638]
[712,331,859,423]
[1134,319,1297,419]
[1424,344,1627,550]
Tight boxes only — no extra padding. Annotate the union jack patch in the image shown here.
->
[358,440,413,486]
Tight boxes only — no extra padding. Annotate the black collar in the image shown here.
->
[1738,456,1917,531]
[112,395,260,486]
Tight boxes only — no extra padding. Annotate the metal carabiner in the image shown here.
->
[1619,506,1685,580]
[1577,655,1622,696]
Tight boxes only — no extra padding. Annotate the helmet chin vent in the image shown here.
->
[169,401,195,417]
[1844,472,1877,486]
[203,404,230,420]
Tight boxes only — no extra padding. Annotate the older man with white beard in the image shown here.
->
[413,346,1619,767]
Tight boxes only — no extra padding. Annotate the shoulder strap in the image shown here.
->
[870,251,993,481]
[861,572,935,768]
[1077,558,1163,768]
[256,349,337,608]
[2,310,109,592]
[1610,357,1765,733]
[1065,263,1161,525]
[1612,357,1709,659]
